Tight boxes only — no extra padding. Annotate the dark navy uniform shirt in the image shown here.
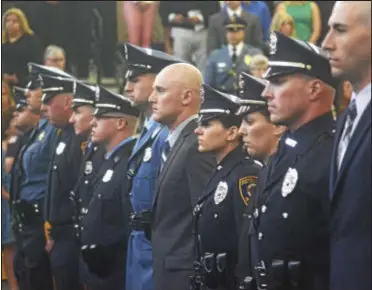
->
[20,118,58,201]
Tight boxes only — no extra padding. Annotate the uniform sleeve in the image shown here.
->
[186,142,216,207]
[204,53,217,87]
[5,136,20,158]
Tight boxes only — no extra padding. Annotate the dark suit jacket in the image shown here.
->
[151,119,216,290]
[207,10,264,55]
[329,101,371,290]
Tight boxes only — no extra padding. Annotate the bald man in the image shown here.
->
[148,63,216,290]
[322,2,371,290]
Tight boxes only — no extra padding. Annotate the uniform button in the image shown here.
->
[214,213,218,218]
[98,194,101,198]
[254,208,259,218]
[282,212,289,219]
[129,192,133,196]
[84,180,89,184]
[258,232,263,240]
[248,214,252,219]
[217,165,223,171]
[261,205,267,213]
[81,226,84,231]
[53,165,57,170]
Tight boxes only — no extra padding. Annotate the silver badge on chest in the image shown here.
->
[56,142,66,155]
[102,169,114,183]
[282,167,298,197]
[143,147,152,162]
[85,161,93,175]
[214,181,228,205]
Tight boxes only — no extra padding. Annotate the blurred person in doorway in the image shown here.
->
[2,8,43,87]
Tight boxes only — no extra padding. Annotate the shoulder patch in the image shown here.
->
[239,176,257,206]
[81,141,88,153]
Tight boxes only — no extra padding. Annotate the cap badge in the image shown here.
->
[269,32,278,55]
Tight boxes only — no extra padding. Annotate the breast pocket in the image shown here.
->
[131,165,158,207]
[98,186,123,226]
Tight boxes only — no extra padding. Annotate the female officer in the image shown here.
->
[192,84,262,290]
[237,72,285,165]
[235,72,286,288]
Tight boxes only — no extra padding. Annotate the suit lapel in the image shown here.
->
[333,102,371,196]
[153,120,196,207]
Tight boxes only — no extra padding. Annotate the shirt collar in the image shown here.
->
[105,136,135,160]
[351,82,371,116]
[167,114,198,148]
[226,6,242,17]
[228,42,244,56]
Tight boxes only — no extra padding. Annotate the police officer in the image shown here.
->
[123,43,182,290]
[204,15,262,95]
[30,63,85,290]
[245,32,336,290]
[191,84,262,290]
[79,86,139,289]
[11,72,57,290]
[68,80,106,288]
[5,86,40,174]
[237,72,285,165]
[234,72,285,288]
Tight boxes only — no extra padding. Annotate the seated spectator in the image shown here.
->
[208,1,263,55]
[44,44,66,71]
[122,1,159,48]
[270,11,296,38]
[250,54,269,78]
[204,15,262,95]
[2,8,43,87]
[240,1,272,42]
[275,1,321,44]
[159,1,220,72]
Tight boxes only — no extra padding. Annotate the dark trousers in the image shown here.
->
[49,227,84,290]
[81,251,126,290]
[14,222,54,290]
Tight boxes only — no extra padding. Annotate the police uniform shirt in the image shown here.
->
[250,113,335,288]
[19,118,58,201]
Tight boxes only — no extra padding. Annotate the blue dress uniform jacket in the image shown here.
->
[126,119,168,290]
[329,101,371,290]
[44,123,85,290]
[80,137,136,288]
[249,113,335,290]
[204,45,262,94]
[195,148,262,290]
[11,118,57,290]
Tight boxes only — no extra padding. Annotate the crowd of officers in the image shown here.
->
[6,3,371,290]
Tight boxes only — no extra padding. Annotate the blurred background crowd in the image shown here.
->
[1,2,353,288]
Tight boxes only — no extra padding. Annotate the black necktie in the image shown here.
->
[232,46,237,67]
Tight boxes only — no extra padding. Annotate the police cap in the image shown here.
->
[94,86,140,118]
[12,86,29,111]
[224,15,247,32]
[72,81,98,109]
[40,75,75,104]
[123,43,184,80]
[264,31,334,87]
[236,72,268,116]
[199,84,241,123]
